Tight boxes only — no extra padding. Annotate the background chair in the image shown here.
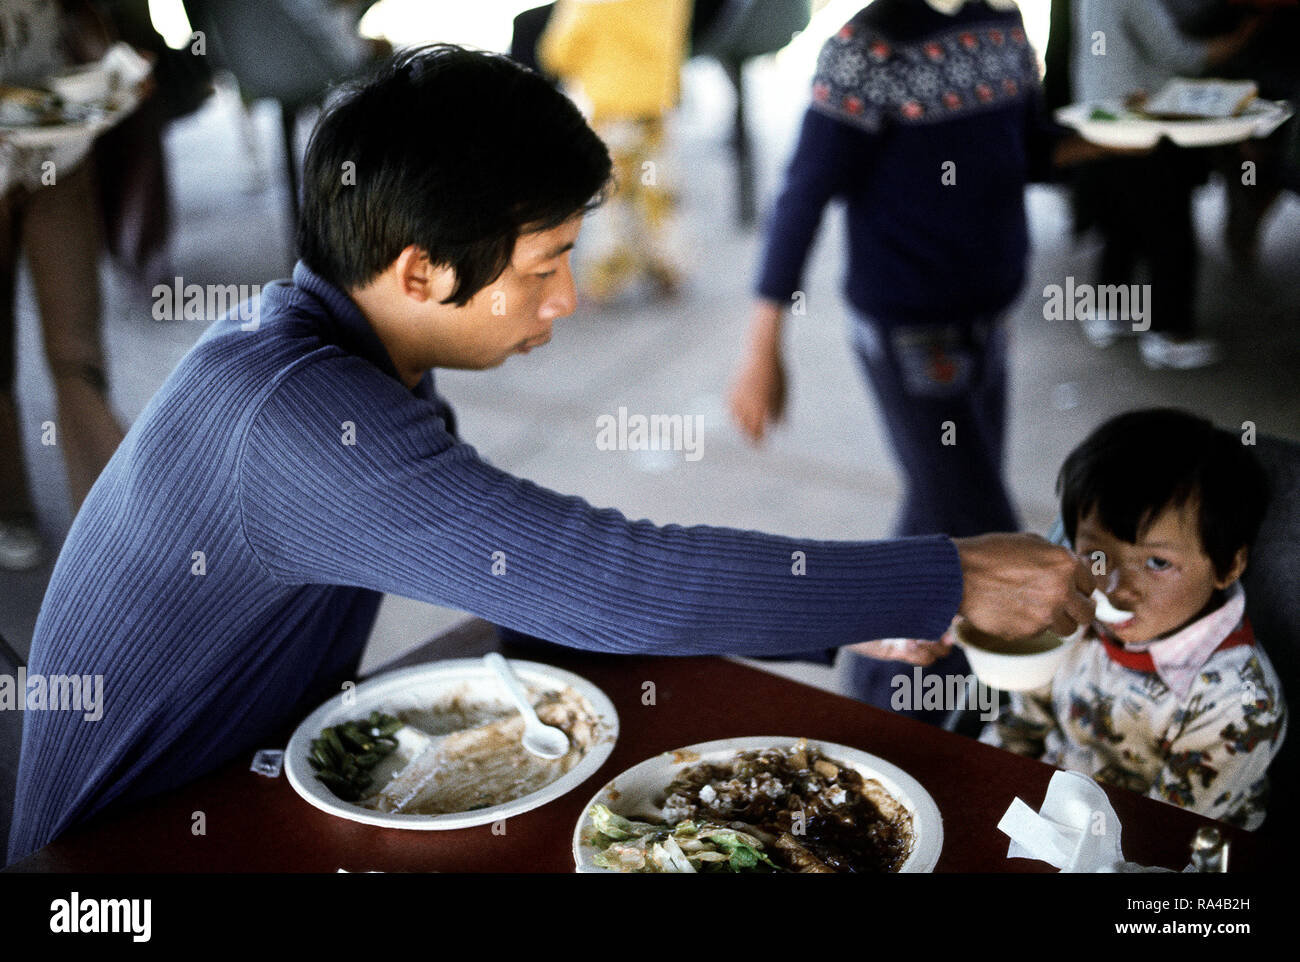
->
[691,0,812,225]
[1240,433,1299,856]
[181,0,373,238]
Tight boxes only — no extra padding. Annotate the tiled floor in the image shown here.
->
[2,54,1297,859]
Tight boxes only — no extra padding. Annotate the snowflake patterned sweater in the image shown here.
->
[756,0,1061,325]
[981,584,1289,830]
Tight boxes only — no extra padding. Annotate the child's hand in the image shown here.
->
[846,635,954,666]
[729,348,786,444]
[729,302,788,444]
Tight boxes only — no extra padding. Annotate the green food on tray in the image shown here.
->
[309,711,402,801]
[588,804,781,873]
[1088,107,1119,121]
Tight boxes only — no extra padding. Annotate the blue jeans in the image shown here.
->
[842,310,1019,725]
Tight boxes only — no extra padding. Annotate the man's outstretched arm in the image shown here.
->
[238,354,1094,656]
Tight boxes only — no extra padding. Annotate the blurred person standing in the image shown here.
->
[538,0,691,303]
[1164,0,1300,269]
[1069,0,1258,368]
[89,0,213,295]
[729,0,1109,724]
[0,0,127,568]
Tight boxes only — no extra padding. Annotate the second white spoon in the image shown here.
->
[484,652,569,759]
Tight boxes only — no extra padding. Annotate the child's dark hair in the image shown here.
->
[298,44,613,305]
[1058,409,1270,580]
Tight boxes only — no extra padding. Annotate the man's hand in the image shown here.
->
[953,533,1098,640]
[728,301,787,444]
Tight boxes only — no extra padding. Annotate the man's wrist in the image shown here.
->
[951,535,973,619]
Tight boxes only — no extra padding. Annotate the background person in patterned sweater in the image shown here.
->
[729,0,1130,723]
[982,409,1287,830]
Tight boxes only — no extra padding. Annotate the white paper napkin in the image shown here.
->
[997,770,1177,872]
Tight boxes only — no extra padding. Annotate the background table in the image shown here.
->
[5,619,1267,873]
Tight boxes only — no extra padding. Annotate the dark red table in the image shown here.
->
[5,619,1267,873]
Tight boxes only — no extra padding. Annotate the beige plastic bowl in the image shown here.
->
[954,621,1083,692]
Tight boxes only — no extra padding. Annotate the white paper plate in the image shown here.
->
[0,119,105,149]
[572,736,943,873]
[285,659,619,829]
[0,96,141,149]
[1056,99,1293,149]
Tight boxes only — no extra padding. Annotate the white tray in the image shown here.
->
[1056,99,1293,149]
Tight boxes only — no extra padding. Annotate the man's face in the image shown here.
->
[1073,500,1239,644]
[434,216,582,370]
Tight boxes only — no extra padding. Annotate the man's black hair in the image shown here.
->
[1058,408,1270,580]
[298,44,613,305]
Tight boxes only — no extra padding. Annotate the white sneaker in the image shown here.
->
[0,516,44,570]
[1139,333,1223,370]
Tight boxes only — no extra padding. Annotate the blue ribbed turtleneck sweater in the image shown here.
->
[8,262,963,862]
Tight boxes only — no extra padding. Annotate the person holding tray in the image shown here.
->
[7,45,1100,863]
[1069,0,1259,368]
[0,0,134,569]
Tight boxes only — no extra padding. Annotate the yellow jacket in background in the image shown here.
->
[538,0,692,122]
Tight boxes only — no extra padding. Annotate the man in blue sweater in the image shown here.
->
[7,45,1098,864]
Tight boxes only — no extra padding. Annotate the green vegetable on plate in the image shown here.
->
[310,713,402,802]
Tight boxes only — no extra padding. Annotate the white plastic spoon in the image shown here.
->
[1092,588,1133,625]
[483,652,569,759]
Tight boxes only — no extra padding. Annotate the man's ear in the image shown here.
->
[393,245,457,304]
[1215,546,1248,589]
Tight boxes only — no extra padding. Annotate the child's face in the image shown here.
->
[1073,500,1246,644]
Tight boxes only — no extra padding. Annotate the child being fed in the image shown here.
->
[982,408,1288,830]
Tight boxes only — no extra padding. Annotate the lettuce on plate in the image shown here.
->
[588,804,781,873]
